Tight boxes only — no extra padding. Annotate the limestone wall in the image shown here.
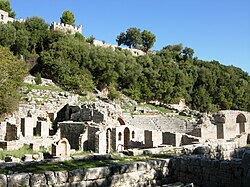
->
[0,9,14,24]
[51,22,82,34]
[59,122,87,149]
[214,110,250,140]
[1,154,250,187]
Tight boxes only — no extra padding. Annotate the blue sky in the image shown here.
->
[11,0,250,73]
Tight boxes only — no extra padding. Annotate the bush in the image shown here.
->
[34,72,42,85]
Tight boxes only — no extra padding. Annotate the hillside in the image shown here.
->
[1,15,250,117]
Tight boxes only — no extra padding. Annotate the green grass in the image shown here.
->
[142,104,173,114]
[0,145,36,160]
[0,153,174,174]
[122,103,174,114]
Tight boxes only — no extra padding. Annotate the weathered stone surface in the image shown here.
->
[0,174,7,187]
[54,171,68,184]
[70,181,96,187]
[45,171,56,185]
[83,166,111,180]
[30,173,47,187]
[7,173,30,187]
[193,146,210,155]
[68,169,84,182]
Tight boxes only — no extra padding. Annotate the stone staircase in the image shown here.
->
[124,114,196,133]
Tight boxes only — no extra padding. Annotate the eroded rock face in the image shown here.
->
[7,173,30,187]
[0,174,7,187]
[193,146,210,155]
[30,173,47,187]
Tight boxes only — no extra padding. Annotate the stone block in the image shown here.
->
[137,162,148,171]
[108,175,121,186]
[45,171,56,185]
[7,173,30,187]
[53,183,70,187]
[0,174,7,187]
[54,171,68,184]
[68,169,84,182]
[83,166,111,180]
[119,163,137,174]
[30,173,47,187]
[95,178,110,186]
[70,181,96,187]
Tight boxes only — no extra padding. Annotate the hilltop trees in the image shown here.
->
[0,15,250,112]
[0,0,16,18]
[141,30,156,52]
[116,27,156,52]
[60,10,75,26]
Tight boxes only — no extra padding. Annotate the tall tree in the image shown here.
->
[116,27,142,48]
[24,16,49,53]
[60,10,75,26]
[141,30,156,52]
[0,46,27,116]
[0,23,16,47]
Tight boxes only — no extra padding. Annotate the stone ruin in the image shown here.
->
[0,76,250,162]
[50,21,82,35]
[1,95,250,159]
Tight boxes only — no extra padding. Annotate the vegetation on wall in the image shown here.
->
[0,8,250,113]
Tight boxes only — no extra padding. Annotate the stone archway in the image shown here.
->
[124,127,130,150]
[52,138,70,157]
[236,113,246,134]
[106,128,112,153]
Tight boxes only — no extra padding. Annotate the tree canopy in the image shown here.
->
[0,17,250,113]
[0,46,27,117]
[60,10,75,26]
[116,27,156,52]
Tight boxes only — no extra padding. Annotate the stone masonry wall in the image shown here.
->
[2,153,250,187]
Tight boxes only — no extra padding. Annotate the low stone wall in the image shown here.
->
[0,160,170,187]
[1,153,250,187]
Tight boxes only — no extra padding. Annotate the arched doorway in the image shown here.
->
[124,127,130,149]
[60,140,68,156]
[106,128,112,153]
[236,113,246,134]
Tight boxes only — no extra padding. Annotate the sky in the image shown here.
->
[10,0,250,74]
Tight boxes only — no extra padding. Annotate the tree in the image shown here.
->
[24,17,49,53]
[116,27,142,48]
[0,46,27,117]
[60,10,75,26]
[0,0,16,18]
[11,29,30,55]
[182,47,194,60]
[0,23,16,47]
[141,30,156,52]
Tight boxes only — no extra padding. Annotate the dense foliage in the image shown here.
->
[60,10,75,26]
[0,46,27,116]
[116,27,156,52]
[0,17,250,113]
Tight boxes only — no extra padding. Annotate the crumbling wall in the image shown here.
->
[5,123,18,141]
[59,122,87,149]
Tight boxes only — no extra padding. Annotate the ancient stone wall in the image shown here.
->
[0,9,14,24]
[59,122,87,149]
[51,22,82,34]
[2,153,250,187]
[214,110,250,140]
